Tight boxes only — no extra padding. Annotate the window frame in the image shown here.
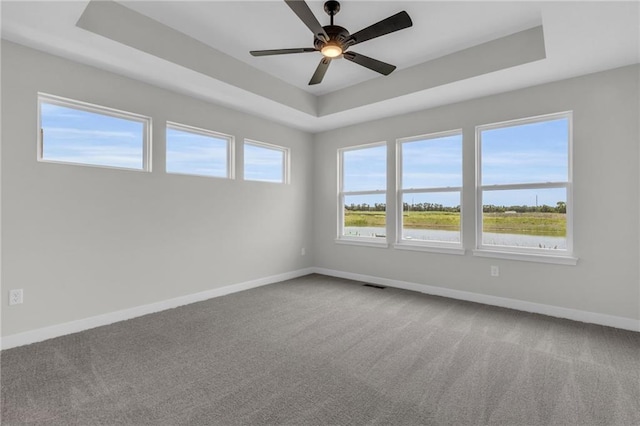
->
[37,93,151,171]
[474,111,576,264]
[165,121,235,179]
[337,141,388,247]
[395,130,465,255]
[243,139,290,184]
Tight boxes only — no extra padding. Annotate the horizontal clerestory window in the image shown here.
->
[166,122,234,179]
[38,93,151,171]
[243,140,289,184]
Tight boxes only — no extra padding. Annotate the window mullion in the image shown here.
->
[401,186,463,194]
[481,182,567,191]
[343,189,386,197]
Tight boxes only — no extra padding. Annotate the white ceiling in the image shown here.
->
[120,0,545,96]
[2,1,639,132]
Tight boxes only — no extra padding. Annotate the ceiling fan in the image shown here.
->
[250,0,413,85]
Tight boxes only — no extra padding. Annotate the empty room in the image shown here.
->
[1,0,639,424]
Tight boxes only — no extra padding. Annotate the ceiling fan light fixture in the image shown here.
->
[321,42,343,58]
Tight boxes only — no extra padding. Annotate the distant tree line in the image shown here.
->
[483,201,566,214]
[402,203,460,212]
[345,201,566,214]
[345,203,459,212]
[344,203,388,212]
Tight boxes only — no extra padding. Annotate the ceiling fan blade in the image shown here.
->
[250,48,316,57]
[309,57,331,85]
[343,51,396,75]
[345,11,412,47]
[284,0,329,42]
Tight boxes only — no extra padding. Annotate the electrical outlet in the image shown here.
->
[490,266,499,277]
[301,247,306,256]
[9,289,23,305]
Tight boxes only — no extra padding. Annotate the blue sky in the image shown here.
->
[343,144,386,192]
[401,134,462,208]
[244,143,284,183]
[42,102,284,182]
[41,102,144,169]
[43,101,567,206]
[480,118,568,206]
[402,134,462,190]
[344,118,568,208]
[166,127,228,177]
[481,118,568,185]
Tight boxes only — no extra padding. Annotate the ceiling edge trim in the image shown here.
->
[76,0,318,117]
[318,26,546,116]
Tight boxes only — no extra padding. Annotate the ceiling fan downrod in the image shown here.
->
[324,1,340,26]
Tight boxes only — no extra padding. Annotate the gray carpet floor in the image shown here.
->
[2,274,639,425]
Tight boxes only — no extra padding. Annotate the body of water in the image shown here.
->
[344,227,566,250]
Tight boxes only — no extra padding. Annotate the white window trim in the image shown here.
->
[335,237,389,248]
[474,111,576,263]
[37,93,152,172]
[337,141,388,245]
[166,121,235,179]
[472,248,578,265]
[396,130,464,251]
[243,139,290,184]
[393,242,465,256]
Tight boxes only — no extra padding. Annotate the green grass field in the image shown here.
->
[345,211,566,236]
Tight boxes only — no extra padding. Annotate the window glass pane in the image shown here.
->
[244,143,285,183]
[343,145,386,191]
[343,194,386,239]
[40,101,145,170]
[401,192,460,243]
[482,188,567,250]
[166,127,228,177]
[481,118,568,185]
[402,134,462,189]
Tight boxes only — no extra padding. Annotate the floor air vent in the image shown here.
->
[362,284,387,289]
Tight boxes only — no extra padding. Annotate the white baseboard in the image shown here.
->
[312,267,640,332]
[3,266,637,350]
[1,268,314,350]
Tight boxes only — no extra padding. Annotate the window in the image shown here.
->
[243,140,289,183]
[476,112,573,260]
[38,93,150,171]
[166,122,233,178]
[338,143,387,243]
[397,131,463,252]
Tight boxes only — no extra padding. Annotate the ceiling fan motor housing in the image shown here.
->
[314,25,350,51]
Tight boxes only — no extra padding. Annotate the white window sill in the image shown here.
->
[473,249,578,265]
[394,243,466,256]
[335,238,389,248]
[38,158,147,173]
[166,171,232,180]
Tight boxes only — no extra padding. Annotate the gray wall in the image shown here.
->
[1,41,314,336]
[313,65,640,321]
[2,40,639,339]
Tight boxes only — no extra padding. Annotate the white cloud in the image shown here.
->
[44,127,139,140]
